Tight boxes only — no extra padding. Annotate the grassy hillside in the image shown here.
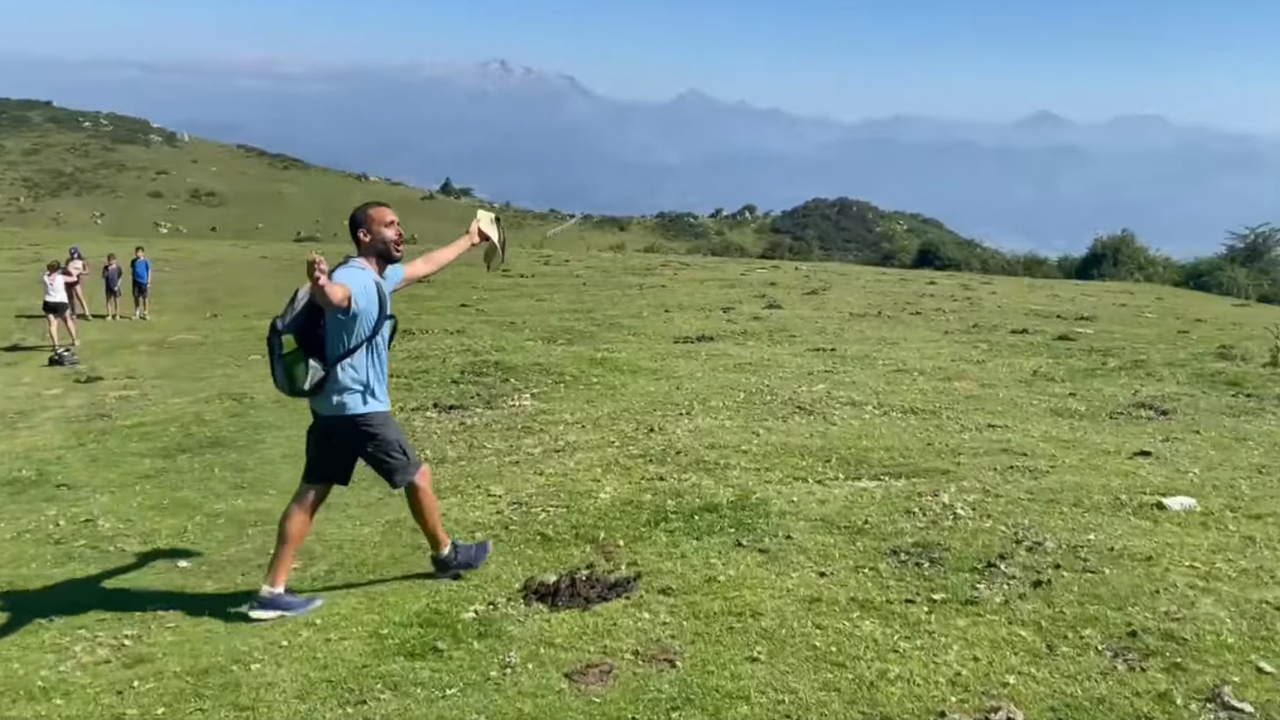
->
[0,98,621,251]
[3,98,1280,718]
[0,97,997,264]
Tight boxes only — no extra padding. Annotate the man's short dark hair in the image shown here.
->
[348,201,392,247]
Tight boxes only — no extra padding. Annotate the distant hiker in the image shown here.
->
[41,261,79,349]
[102,253,123,320]
[64,246,93,320]
[130,246,152,320]
[247,201,495,620]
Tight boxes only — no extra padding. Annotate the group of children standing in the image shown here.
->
[41,245,153,350]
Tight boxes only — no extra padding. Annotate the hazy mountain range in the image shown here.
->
[3,55,1278,257]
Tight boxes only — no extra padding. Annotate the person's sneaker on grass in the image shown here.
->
[432,539,492,576]
[246,587,323,620]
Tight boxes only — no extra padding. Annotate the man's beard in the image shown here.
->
[376,243,404,265]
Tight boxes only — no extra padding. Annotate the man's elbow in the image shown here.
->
[328,286,353,310]
[311,281,352,310]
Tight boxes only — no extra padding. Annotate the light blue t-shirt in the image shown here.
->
[308,259,404,416]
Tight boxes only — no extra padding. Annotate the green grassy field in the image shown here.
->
[4,97,1280,719]
[3,222,1280,719]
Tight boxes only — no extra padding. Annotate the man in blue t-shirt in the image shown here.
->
[248,201,495,620]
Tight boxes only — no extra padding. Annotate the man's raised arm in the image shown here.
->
[396,220,484,290]
[307,253,351,310]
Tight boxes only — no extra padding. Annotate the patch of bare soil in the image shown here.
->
[565,660,615,693]
[521,567,641,611]
[641,644,684,670]
[1102,642,1146,672]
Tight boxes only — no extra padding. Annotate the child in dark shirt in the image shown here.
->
[102,253,123,321]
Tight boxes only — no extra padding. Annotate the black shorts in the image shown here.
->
[42,301,69,317]
[105,285,122,298]
[302,411,422,489]
[133,280,149,299]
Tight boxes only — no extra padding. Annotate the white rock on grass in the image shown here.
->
[1159,496,1199,512]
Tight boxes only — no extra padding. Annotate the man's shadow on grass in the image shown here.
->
[0,548,441,642]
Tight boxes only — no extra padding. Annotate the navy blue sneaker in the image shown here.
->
[432,539,493,576]
[245,589,323,620]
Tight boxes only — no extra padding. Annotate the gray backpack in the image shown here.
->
[47,347,80,367]
[266,260,396,398]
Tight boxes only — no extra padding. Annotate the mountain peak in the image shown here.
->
[473,57,589,93]
[476,58,537,78]
[396,57,590,95]
[1013,110,1074,130]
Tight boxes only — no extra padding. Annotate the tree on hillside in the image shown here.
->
[760,234,817,261]
[709,207,725,220]
[652,211,712,242]
[1178,223,1280,302]
[438,177,457,197]
[730,203,758,220]
[1004,252,1065,279]
[1221,223,1280,277]
[873,219,914,268]
[1055,254,1082,279]
[1180,257,1260,300]
[1073,229,1177,283]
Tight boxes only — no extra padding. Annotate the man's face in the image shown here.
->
[359,206,405,264]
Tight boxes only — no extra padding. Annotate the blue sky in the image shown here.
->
[5,0,1279,132]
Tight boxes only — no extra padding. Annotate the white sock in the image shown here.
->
[260,584,285,596]
[436,541,451,558]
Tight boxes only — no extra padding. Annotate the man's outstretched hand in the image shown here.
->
[466,218,488,246]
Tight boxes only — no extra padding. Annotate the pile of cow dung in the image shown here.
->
[521,567,641,611]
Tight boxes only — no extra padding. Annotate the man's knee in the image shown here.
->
[405,463,433,491]
[289,482,332,510]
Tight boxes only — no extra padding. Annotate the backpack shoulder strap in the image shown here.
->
[327,271,389,368]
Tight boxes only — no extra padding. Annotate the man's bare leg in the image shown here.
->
[263,482,331,590]
[405,463,493,575]
[246,482,330,620]
[405,464,450,554]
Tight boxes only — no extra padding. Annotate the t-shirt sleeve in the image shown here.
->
[383,263,406,291]
[331,265,372,319]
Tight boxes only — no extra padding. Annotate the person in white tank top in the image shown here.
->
[41,260,79,349]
